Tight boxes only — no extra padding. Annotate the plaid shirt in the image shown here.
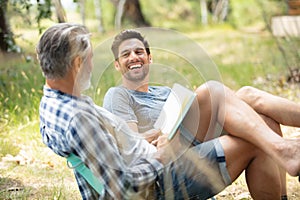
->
[39,86,164,199]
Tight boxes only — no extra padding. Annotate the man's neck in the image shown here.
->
[46,78,80,97]
[122,80,149,92]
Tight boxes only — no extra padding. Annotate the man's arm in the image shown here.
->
[103,87,160,142]
[68,112,164,198]
[128,122,161,142]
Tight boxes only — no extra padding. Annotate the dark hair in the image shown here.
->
[36,23,91,79]
[111,29,150,60]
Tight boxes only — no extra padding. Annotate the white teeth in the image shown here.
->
[129,64,142,70]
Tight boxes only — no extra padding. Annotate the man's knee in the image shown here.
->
[236,86,262,108]
[236,86,255,99]
[195,80,226,100]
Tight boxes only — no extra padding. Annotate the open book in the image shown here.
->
[154,83,197,140]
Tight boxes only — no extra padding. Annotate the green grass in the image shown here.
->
[0,121,81,199]
[0,56,44,126]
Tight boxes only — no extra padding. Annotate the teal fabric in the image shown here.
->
[67,154,104,195]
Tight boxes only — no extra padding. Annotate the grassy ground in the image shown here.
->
[1,23,300,199]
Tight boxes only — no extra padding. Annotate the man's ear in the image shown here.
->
[149,54,153,63]
[73,56,82,72]
[114,60,121,71]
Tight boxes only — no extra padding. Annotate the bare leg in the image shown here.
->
[236,86,300,127]
[183,98,288,196]
[236,86,294,196]
[261,114,287,197]
[219,135,281,199]
[184,80,300,177]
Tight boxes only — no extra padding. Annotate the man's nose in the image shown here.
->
[129,51,138,60]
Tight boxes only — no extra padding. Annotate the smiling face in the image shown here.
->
[115,38,152,84]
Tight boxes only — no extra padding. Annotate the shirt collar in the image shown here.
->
[43,85,93,103]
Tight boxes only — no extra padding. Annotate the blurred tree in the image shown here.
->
[207,0,229,22]
[115,0,126,29]
[94,0,104,33]
[79,0,86,25]
[110,0,150,29]
[53,0,67,23]
[200,0,208,25]
[212,0,229,22]
[0,0,63,53]
[35,0,52,33]
[199,0,229,25]
[79,0,105,32]
[0,0,13,52]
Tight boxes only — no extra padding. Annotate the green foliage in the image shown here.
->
[141,0,202,30]
[3,0,53,53]
[85,0,116,31]
[36,0,52,33]
[228,0,261,28]
[228,0,287,28]
[2,32,21,53]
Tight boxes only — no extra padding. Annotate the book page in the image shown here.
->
[154,83,196,140]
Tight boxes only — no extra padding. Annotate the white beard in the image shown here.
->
[78,72,91,92]
[76,64,92,93]
[79,77,91,92]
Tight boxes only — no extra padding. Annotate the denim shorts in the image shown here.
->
[154,126,232,200]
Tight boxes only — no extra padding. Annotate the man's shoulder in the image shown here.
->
[103,86,132,110]
[106,86,128,95]
[104,86,130,100]
[40,91,96,120]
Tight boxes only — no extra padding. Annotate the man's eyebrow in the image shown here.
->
[120,47,145,55]
[120,49,130,55]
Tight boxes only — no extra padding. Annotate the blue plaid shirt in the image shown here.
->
[39,86,164,199]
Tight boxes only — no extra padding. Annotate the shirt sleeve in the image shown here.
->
[67,111,163,198]
[103,87,138,124]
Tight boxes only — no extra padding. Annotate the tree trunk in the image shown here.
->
[212,0,229,22]
[94,0,104,33]
[200,0,208,25]
[79,0,86,25]
[0,0,14,53]
[219,0,229,21]
[53,0,67,23]
[115,0,126,29]
[124,0,150,26]
[111,0,150,28]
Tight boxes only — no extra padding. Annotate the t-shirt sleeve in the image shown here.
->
[103,87,138,123]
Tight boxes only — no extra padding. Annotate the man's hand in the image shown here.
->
[126,123,161,143]
[153,130,182,165]
[142,129,162,143]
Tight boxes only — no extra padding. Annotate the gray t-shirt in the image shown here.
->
[103,86,171,133]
